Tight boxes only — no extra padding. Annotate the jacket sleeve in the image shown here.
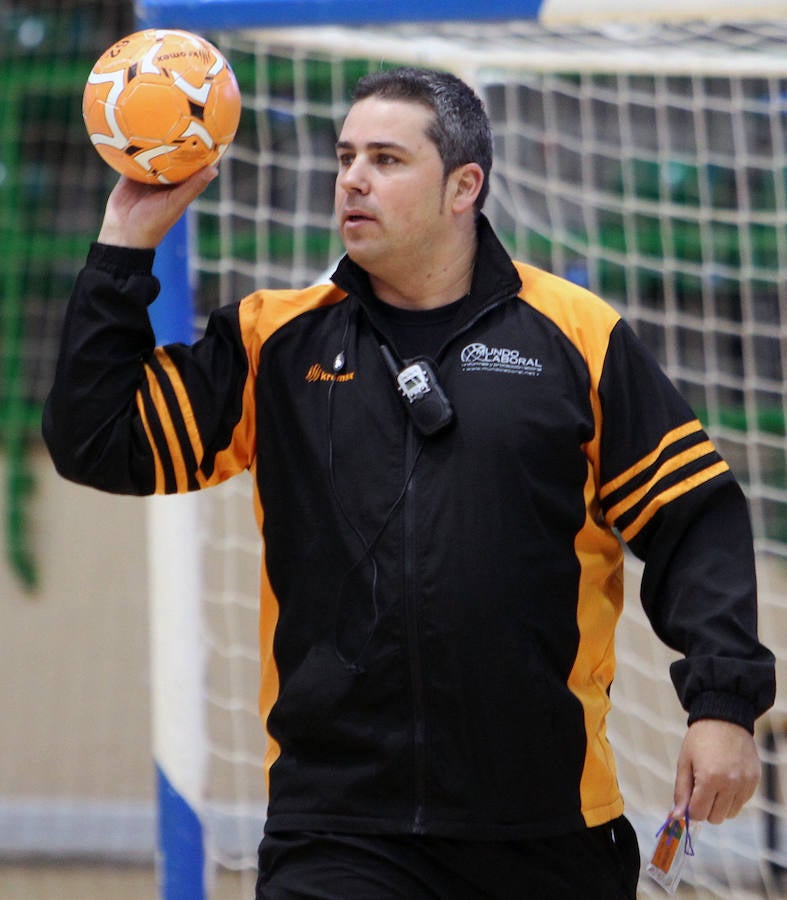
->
[42,242,253,496]
[596,318,775,733]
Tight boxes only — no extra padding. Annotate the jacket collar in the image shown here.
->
[330,214,522,329]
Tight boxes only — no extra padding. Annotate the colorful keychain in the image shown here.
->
[646,811,700,894]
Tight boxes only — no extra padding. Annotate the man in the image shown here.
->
[44,67,774,898]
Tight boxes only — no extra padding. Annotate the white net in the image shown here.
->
[188,19,787,897]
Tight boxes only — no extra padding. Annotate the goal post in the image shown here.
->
[136,3,787,899]
[146,209,208,897]
[136,0,787,27]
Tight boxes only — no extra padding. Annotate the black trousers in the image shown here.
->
[256,816,640,899]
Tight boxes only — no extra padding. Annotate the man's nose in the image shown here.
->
[338,157,369,193]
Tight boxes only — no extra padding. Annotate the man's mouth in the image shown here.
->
[344,211,374,224]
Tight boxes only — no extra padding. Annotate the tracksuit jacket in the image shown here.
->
[43,215,775,841]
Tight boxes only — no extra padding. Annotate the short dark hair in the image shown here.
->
[351,67,492,213]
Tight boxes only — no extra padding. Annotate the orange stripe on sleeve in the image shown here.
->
[153,348,208,489]
[619,460,730,542]
[604,439,717,524]
[135,391,166,493]
[142,363,189,493]
[599,419,704,501]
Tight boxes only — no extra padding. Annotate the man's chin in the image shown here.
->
[344,243,381,271]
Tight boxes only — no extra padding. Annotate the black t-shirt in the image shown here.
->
[367,293,466,360]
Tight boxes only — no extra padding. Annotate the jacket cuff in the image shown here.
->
[88,242,156,276]
[687,691,756,734]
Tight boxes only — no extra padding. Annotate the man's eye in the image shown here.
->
[337,154,353,167]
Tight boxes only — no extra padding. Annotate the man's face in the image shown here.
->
[334,97,452,279]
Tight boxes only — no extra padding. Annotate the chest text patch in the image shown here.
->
[460,343,543,376]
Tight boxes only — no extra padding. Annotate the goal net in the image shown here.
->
[186,17,786,899]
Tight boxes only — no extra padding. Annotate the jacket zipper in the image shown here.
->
[403,421,428,833]
[370,287,514,833]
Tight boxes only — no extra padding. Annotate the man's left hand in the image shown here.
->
[672,719,762,824]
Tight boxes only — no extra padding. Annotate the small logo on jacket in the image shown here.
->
[305,363,355,383]
[460,343,543,376]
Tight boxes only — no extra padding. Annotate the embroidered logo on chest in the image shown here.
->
[460,342,543,376]
[305,363,356,383]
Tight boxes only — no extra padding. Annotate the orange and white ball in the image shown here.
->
[83,29,241,184]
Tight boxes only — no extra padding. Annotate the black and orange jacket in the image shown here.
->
[43,216,775,840]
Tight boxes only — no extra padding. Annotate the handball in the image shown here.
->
[82,29,241,184]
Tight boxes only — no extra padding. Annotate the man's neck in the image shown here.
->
[370,228,477,310]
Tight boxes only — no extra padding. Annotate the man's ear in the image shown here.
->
[449,163,484,214]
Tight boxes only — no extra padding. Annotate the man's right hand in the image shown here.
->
[97,166,219,249]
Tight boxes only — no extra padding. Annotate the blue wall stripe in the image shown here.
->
[137,0,544,30]
[150,216,193,345]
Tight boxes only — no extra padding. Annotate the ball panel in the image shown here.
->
[115,81,191,143]
[83,70,128,148]
[82,29,241,184]
[203,69,244,145]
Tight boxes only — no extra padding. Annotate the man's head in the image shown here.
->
[334,68,489,304]
[350,67,492,214]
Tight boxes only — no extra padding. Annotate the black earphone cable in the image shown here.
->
[326,305,424,671]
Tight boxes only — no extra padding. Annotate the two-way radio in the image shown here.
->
[379,344,454,436]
